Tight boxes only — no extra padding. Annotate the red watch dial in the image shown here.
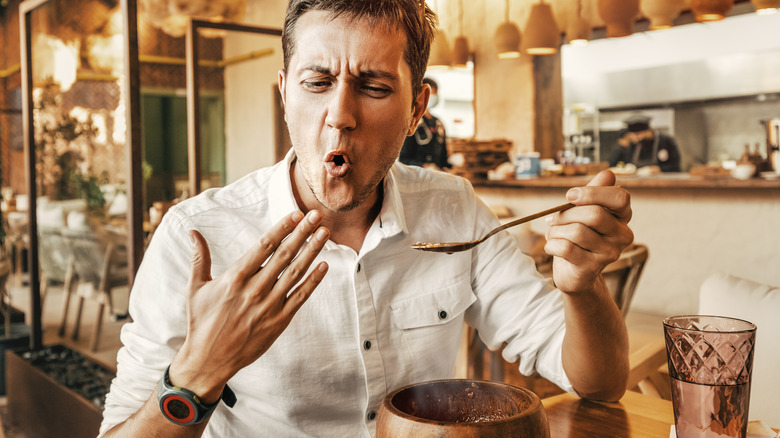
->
[163,394,196,424]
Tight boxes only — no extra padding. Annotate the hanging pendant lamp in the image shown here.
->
[452,0,470,66]
[597,0,639,38]
[567,15,591,47]
[690,0,734,22]
[566,0,591,47]
[751,0,779,15]
[494,0,522,59]
[640,0,683,30]
[428,0,452,67]
[429,29,453,67]
[524,1,560,55]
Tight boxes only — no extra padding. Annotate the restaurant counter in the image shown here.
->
[471,173,780,318]
[472,172,780,190]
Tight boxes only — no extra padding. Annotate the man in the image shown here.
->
[608,114,681,172]
[398,77,450,170]
[101,1,633,436]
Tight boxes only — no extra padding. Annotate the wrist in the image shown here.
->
[168,357,228,405]
[157,365,237,426]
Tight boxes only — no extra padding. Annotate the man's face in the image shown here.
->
[279,11,428,213]
[627,129,652,144]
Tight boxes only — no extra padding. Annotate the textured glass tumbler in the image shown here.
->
[663,315,756,438]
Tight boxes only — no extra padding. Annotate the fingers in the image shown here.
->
[586,169,616,187]
[188,230,213,294]
[233,210,308,279]
[565,171,632,222]
[253,211,328,294]
[545,222,623,265]
[282,261,329,315]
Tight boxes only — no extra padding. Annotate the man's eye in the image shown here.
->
[302,80,331,91]
[362,85,391,98]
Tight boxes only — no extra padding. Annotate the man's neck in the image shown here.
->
[289,160,384,253]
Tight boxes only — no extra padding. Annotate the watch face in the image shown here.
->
[162,395,196,424]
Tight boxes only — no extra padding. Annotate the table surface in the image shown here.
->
[543,390,674,438]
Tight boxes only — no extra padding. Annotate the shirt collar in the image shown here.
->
[267,149,300,225]
[267,150,408,239]
[374,164,408,238]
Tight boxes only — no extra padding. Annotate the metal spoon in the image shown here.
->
[411,202,575,254]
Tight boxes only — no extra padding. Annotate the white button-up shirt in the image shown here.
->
[100,153,572,437]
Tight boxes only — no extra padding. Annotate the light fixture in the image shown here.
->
[597,0,639,38]
[751,0,779,15]
[640,0,683,30]
[429,29,453,67]
[428,0,453,67]
[32,34,80,92]
[690,0,734,22]
[524,1,560,55]
[139,0,247,38]
[494,0,522,59]
[566,0,591,47]
[452,0,470,66]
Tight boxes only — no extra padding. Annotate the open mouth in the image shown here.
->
[325,151,352,178]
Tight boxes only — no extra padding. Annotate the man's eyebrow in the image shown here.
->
[301,64,333,75]
[359,70,397,81]
[300,64,396,81]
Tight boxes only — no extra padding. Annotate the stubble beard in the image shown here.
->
[308,167,387,213]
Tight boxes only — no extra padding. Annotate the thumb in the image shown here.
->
[188,230,213,293]
[586,169,617,187]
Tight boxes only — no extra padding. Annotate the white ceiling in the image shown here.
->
[562,12,780,75]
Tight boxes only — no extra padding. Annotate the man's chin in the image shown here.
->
[318,195,362,213]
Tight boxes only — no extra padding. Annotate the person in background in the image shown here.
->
[608,114,681,172]
[607,129,632,168]
[99,1,633,437]
[398,77,450,170]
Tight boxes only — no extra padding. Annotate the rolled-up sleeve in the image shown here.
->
[99,211,192,436]
[464,196,574,395]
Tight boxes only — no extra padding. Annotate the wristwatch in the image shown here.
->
[157,365,236,426]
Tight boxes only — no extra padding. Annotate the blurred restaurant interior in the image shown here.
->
[0,0,778,436]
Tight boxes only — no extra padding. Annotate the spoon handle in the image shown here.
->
[482,202,575,242]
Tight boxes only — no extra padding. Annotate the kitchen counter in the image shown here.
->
[471,173,780,190]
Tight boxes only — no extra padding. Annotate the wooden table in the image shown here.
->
[543,390,674,437]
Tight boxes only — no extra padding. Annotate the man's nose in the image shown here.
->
[325,84,357,131]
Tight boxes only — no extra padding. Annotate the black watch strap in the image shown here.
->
[157,365,236,426]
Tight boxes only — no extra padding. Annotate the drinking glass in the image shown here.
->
[663,315,756,438]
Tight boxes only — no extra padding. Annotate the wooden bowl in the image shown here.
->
[376,379,549,437]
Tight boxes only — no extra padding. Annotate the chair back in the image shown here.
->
[603,243,649,316]
[60,228,128,288]
[699,273,780,427]
[38,226,72,283]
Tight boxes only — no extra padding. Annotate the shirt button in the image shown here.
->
[439,310,448,320]
[367,411,376,421]
[357,263,361,273]
[363,340,372,350]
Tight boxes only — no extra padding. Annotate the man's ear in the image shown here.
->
[408,84,431,136]
[278,70,288,122]
[278,69,287,106]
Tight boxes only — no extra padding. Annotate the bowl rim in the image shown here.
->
[379,378,545,426]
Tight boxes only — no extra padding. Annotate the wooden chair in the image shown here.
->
[58,228,129,352]
[38,226,75,310]
[602,243,649,317]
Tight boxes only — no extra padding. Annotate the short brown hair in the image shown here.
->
[282,0,437,100]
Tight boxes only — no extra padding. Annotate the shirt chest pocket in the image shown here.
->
[391,279,476,330]
[389,279,476,374]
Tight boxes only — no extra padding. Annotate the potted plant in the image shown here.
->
[4,80,116,437]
